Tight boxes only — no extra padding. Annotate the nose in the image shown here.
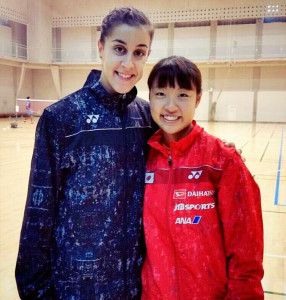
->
[121,54,134,68]
[165,96,178,112]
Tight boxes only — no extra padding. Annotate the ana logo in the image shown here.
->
[86,114,99,124]
[145,172,154,184]
[188,170,203,180]
[175,216,201,225]
[173,189,186,200]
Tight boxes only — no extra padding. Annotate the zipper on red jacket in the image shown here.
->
[168,154,172,166]
[165,150,181,300]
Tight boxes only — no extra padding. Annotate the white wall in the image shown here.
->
[1,0,286,121]
[18,68,32,99]
[0,25,12,57]
[215,66,254,91]
[195,92,209,121]
[195,68,209,121]
[216,24,256,60]
[261,22,286,59]
[260,65,286,91]
[215,91,254,121]
[61,69,91,98]
[0,0,27,11]
[148,28,168,62]
[50,0,286,17]
[32,69,59,99]
[27,0,52,62]
[0,65,15,114]
[61,27,93,63]
[174,26,210,61]
[257,65,286,122]
[257,91,286,122]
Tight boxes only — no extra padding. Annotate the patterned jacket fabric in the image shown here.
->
[142,121,264,300]
[15,70,153,299]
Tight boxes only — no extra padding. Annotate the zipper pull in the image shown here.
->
[168,154,172,166]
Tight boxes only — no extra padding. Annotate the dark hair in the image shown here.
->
[100,7,154,45]
[148,56,202,94]
[27,96,30,99]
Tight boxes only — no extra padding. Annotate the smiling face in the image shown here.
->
[150,81,201,146]
[98,24,151,94]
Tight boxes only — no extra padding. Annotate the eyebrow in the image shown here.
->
[112,39,149,48]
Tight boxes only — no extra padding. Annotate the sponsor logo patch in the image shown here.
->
[175,216,201,225]
[86,114,99,124]
[188,170,203,180]
[173,189,187,200]
[174,202,215,211]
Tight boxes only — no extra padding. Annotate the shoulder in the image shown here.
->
[196,129,243,168]
[132,96,149,107]
[131,96,150,113]
[45,87,93,116]
[40,87,94,134]
[202,130,236,155]
[129,97,151,121]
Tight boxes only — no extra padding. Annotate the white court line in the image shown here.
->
[253,168,286,176]
[264,253,286,259]
[229,124,253,140]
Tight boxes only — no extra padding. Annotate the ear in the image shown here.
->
[195,91,202,108]
[98,40,104,59]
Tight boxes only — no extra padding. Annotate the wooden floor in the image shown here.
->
[0,117,285,299]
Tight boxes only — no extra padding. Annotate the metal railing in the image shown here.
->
[0,42,27,60]
[1,42,285,63]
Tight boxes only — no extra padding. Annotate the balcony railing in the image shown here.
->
[0,42,27,60]
[1,42,285,63]
[51,42,286,63]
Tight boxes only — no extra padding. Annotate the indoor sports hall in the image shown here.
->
[0,0,285,299]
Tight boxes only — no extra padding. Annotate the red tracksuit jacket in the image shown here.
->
[141,121,264,300]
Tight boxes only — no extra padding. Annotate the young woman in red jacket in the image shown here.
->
[141,56,264,299]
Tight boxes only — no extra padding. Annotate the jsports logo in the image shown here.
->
[175,216,201,225]
[173,189,186,200]
[188,170,203,180]
[174,202,215,211]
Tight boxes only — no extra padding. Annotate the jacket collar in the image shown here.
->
[148,120,203,155]
[83,69,137,110]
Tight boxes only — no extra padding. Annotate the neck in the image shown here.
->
[161,123,194,147]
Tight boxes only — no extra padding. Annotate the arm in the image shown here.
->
[15,110,61,299]
[217,154,264,299]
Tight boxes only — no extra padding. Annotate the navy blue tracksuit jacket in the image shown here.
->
[15,70,154,299]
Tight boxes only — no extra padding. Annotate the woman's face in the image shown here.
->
[98,24,151,94]
[150,80,201,146]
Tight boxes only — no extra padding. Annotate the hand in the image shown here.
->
[222,140,245,162]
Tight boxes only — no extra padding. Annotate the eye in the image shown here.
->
[179,93,189,97]
[114,46,126,55]
[155,92,165,97]
[134,49,146,57]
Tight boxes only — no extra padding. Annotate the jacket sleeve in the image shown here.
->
[217,153,264,299]
[15,110,62,299]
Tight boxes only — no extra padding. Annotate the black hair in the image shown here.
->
[148,56,202,94]
[100,7,154,45]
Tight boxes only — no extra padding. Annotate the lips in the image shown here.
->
[116,72,133,79]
